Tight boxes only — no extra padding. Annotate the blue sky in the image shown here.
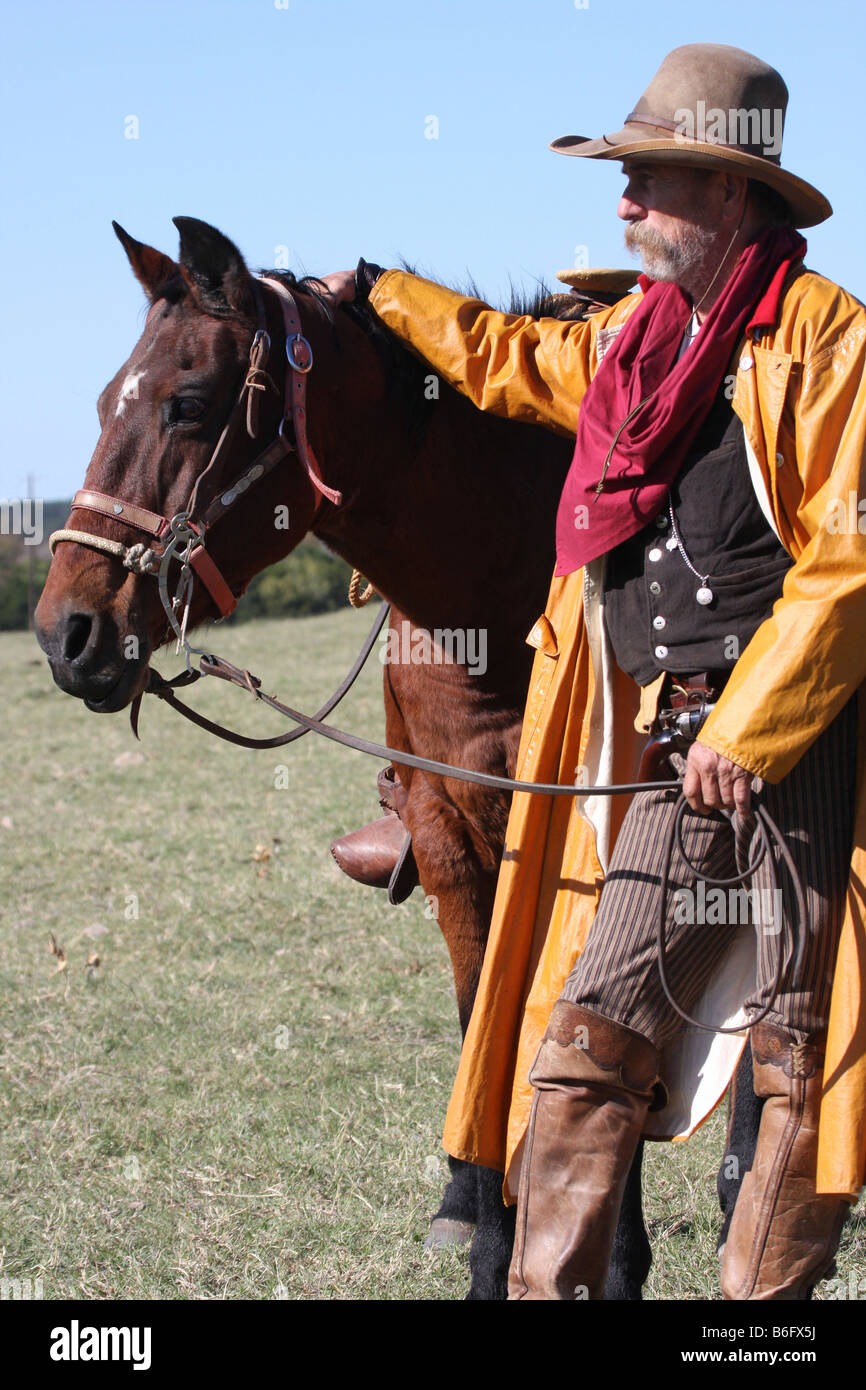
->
[1,0,863,500]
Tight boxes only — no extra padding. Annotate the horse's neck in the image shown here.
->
[309,350,569,648]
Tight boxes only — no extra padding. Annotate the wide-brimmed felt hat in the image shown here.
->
[551,43,831,228]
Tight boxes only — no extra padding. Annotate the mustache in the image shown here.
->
[624,223,677,257]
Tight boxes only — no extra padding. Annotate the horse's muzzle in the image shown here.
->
[34,602,149,711]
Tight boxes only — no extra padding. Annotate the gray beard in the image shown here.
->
[624,221,720,291]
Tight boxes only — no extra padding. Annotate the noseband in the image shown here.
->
[48,277,341,627]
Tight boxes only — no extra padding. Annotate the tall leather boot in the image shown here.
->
[721,1023,851,1300]
[508,1001,661,1301]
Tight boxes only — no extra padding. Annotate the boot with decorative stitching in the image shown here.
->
[508,1001,662,1301]
[721,1023,850,1300]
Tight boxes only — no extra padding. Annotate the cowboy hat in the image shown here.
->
[551,43,831,228]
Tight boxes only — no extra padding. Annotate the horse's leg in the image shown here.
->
[466,1165,516,1300]
[605,1140,651,1300]
[606,1047,763,1298]
[398,785,501,1257]
[406,828,515,1293]
[383,655,528,1296]
[717,1040,762,1252]
[425,1155,478,1247]
[378,672,479,1243]
[467,1151,650,1301]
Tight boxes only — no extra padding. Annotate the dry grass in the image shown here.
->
[1,613,863,1301]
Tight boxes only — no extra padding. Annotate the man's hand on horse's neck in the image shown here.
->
[320,269,357,306]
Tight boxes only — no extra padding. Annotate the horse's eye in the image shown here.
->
[165,397,206,427]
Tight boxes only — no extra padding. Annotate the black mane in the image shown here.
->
[262,264,559,444]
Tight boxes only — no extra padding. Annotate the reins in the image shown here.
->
[48,274,802,1037]
[140,615,803,1035]
[141,617,678,794]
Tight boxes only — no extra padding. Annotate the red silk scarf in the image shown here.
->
[554,226,806,576]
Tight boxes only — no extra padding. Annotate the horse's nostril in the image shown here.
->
[63,613,94,662]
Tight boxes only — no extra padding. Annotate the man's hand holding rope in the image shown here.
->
[684,741,754,816]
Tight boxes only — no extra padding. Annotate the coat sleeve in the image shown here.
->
[367,269,609,438]
[699,309,866,782]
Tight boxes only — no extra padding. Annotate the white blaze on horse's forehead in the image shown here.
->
[115,368,148,417]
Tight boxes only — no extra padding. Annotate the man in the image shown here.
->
[322,43,866,1299]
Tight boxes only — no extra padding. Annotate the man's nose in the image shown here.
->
[618,192,644,222]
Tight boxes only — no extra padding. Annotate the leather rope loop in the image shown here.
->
[244,328,277,438]
[348,569,377,607]
[656,795,805,1034]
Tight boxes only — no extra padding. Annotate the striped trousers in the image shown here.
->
[560,696,858,1050]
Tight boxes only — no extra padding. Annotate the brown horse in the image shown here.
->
[35,218,751,1299]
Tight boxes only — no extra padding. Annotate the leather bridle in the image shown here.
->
[48,276,342,629]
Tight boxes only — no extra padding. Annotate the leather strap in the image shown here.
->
[188,545,240,618]
[71,489,169,540]
[52,274,338,620]
[135,598,393,748]
[260,277,343,506]
[199,435,291,530]
[144,637,680,795]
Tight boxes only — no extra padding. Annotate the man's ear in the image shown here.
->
[721,171,750,227]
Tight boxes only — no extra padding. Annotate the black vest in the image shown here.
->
[602,389,794,686]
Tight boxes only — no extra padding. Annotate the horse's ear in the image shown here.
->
[113,222,180,301]
[172,217,256,319]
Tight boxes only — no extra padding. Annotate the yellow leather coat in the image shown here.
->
[369,267,866,1199]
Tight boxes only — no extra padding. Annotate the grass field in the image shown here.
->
[1,611,864,1301]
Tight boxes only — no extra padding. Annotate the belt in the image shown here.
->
[662,669,730,709]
